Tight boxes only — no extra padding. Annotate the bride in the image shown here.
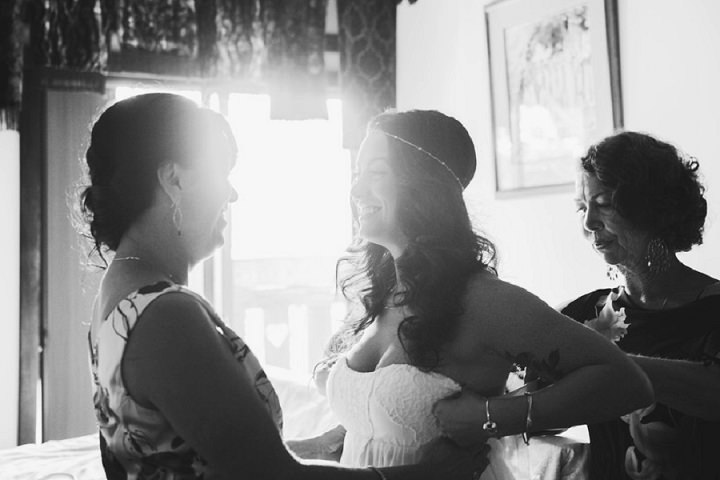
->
[300,109,653,478]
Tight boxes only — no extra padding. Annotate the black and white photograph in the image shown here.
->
[1,1,718,479]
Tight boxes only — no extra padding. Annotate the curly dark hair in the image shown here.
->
[331,110,497,371]
[580,131,706,252]
[78,93,237,262]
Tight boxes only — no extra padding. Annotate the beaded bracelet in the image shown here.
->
[482,398,499,436]
[370,466,388,480]
[522,392,534,445]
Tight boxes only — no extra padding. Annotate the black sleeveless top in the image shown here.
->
[562,287,720,480]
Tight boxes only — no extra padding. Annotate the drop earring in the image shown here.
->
[172,199,183,236]
[645,237,670,275]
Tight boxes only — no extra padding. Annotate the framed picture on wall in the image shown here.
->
[486,0,622,194]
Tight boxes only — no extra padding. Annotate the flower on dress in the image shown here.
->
[584,289,629,343]
[622,403,680,480]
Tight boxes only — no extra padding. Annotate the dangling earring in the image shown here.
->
[606,264,619,282]
[171,199,183,236]
[646,237,670,275]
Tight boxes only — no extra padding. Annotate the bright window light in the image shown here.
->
[227,95,352,261]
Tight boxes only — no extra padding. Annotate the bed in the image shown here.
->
[0,368,589,479]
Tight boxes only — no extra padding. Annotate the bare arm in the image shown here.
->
[630,354,720,421]
[124,294,478,480]
[434,278,653,445]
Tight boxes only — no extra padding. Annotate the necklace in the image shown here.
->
[113,256,180,284]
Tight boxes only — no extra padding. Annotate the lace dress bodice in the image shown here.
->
[326,357,461,467]
[327,356,533,480]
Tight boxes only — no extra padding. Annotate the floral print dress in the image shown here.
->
[88,282,283,479]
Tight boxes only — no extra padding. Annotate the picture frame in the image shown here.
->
[486,0,623,195]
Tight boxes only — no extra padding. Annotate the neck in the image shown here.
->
[115,227,190,285]
[619,255,685,307]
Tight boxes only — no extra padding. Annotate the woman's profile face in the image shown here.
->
[574,171,651,270]
[351,130,407,255]
[177,138,238,262]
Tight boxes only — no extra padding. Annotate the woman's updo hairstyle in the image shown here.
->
[580,131,706,252]
[80,93,236,257]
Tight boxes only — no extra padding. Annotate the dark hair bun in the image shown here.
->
[79,93,236,256]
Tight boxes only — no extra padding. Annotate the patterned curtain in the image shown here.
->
[0,0,330,130]
[0,0,25,130]
[199,0,263,80]
[266,0,328,119]
[27,0,105,70]
[100,0,199,75]
[103,0,328,117]
[336,0,397,149]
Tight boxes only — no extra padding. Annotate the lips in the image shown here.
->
[217,211,228,229]
[357,205,380,218]
[593,238,613,250]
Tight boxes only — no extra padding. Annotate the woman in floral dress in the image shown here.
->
[563,131,720,479]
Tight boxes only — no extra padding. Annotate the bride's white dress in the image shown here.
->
[326,357,520,479]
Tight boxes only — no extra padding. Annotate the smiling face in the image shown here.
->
[177,139,238,263]
[351,131,407,256]
[574,171,651,270]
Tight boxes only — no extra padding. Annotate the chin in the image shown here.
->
[357,228,378,244]
[211,235,225,251]
[360,233,386,247]
[198,237,224,259]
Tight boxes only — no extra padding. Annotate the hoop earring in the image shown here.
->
[646,237,670,275]
[171,199,183,236]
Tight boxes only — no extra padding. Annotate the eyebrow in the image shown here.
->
[574,188,610,203]
[578,192,612,206]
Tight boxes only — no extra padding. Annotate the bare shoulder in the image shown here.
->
[458,272,576,348]
[463,272,550,319]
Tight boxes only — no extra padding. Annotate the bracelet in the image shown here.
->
[482,398,499,436]
[522,392,534,445]
[369,467,388,480]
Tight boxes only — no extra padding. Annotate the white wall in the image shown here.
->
[397,0,720,306]
[0,130,20,448]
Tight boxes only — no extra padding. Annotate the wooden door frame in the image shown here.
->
[18,67,105,444]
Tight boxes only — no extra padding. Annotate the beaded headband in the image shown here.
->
[379,131,465,190]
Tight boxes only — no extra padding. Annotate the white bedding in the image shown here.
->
[0,369,337,480]
[0,434,103,480]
